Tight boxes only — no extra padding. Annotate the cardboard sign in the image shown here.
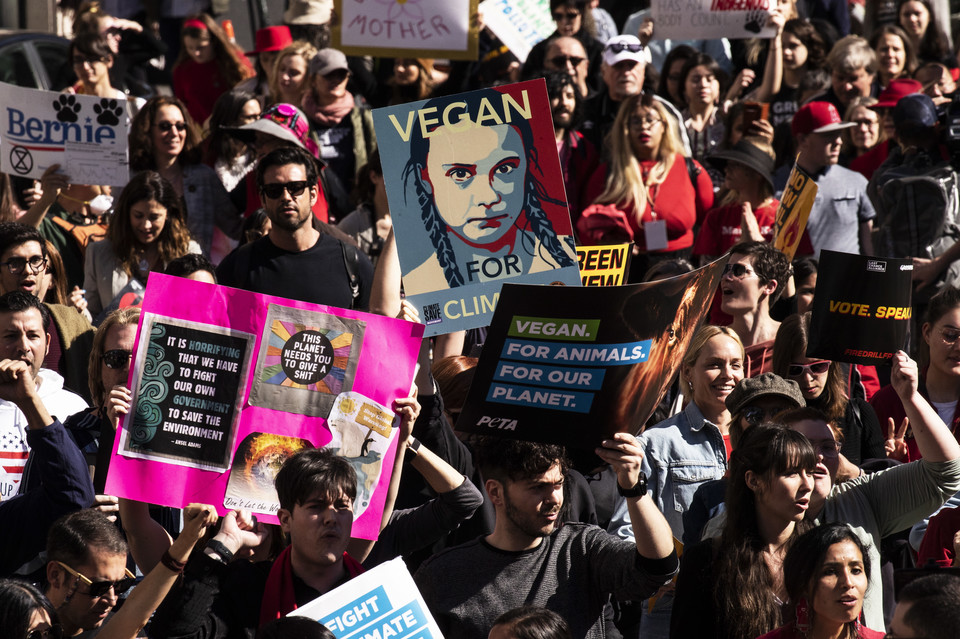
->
[807,250,913,366]
[373,79,581,337]
[479,0,554,62]
[333,0,479,60]
[576,244,632,286]
[651,0,778,40]
[106,274,424,538]
[0,83,129,186]
[457,258,727,448]
[774,163,818,261]
[291,558,444,638]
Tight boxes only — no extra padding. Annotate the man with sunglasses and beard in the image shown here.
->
[45,508,133,637]
[217,146,373,310]
[415,436,677,639]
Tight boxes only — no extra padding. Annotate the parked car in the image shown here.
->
[0,30,75,90]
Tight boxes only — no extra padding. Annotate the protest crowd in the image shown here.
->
[9,0,960,638]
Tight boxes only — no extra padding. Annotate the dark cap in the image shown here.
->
[707,138,775,189]
[725,373,805,415]
[894,93,938,130]
[308,48,348,77]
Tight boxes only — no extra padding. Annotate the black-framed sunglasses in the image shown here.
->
[73,55,108,66]
[324,69,349,84]
[722,262,755,279]
[103,349,132,369]
[744,405,782,427]
[549,55,585,68]
[261,181,309,200]
[157,121,187,132]
[552,10,580,20]
[0,255,46,275]
[605,41,644,54]
[56,561,136,598]
[27,625,63,639]
[787,360,831,377]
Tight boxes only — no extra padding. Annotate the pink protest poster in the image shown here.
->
[105,274,424,539]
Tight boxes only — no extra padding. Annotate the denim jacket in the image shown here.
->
[611,402,727,542]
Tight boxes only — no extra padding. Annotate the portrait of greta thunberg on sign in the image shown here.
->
[373,80,581,336]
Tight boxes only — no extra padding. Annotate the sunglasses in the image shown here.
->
[27,626,63,639]
[103,349,132,370]
[157,121,187,132]
[73,55,107,66]
[549,55,585,68]
[324,70,349,84]
[56,561,136,599]
[744,405,784,427]
[606,41,644,54]
[261,181,309,199]
[787,360,831,377]
[722,263,756,279]
[552,10,580,20]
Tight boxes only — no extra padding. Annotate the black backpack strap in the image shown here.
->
[339,240,361,310]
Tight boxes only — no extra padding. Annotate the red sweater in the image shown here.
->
[579,154,714,251]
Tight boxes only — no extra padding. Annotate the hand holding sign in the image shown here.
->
[595,432,644,491]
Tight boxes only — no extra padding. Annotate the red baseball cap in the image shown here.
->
[872,78,923,109]
[791,101,856,137]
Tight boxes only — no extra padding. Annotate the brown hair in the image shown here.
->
[108,171,193,279]
[129,96,202,170]
[772,313,848,424]
[433,355,477,423]
[43,240,68,306]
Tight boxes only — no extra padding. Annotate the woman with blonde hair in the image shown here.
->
[269,40,317,107]
[843,97,884,161]
[579,92,713,280]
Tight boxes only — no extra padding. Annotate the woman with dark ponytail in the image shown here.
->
[398,88,577,293]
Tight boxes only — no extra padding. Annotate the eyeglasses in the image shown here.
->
[939,327,960,345]
[27,625,63,639]
[722,263,756,279]
[787,360,831,377]
[55,561,136,599]
[261,181,310,199]
[552,10,580,20]
[103,349,132,369]
[853,118,879,127]
[156,121,186,132]
[605,41,643,54]
[0,256,46,275]
[73,55,107,66]
[744,405,785,427]
[629,115,662,129]
[549,55,585,68]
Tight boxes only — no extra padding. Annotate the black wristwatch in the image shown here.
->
[205,539,235,564]
[616,472,648,498]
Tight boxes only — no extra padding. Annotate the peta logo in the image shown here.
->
[866,260,886,273]
[477,416,518,430]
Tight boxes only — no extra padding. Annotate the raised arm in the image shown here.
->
[891,351,960,462]
[596,432,674,560]
[748,9,785,102]
[97,504,218,639]
[369,227,402,318]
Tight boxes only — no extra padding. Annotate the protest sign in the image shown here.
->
[576,244,632,286]
[479,0,554,62]
[0,83,129,186]
[651,0,777,40]
[807,250,913,366]
[106,274,423,538]
[373,79,582,337]
[333,0,479,60]
[457,258,728,449]
[291,558,444,638]
[773,163,818,260]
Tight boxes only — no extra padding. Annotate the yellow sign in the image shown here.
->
[773,163,818,261]
[575,243,632,286]
[357,402,394,438]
